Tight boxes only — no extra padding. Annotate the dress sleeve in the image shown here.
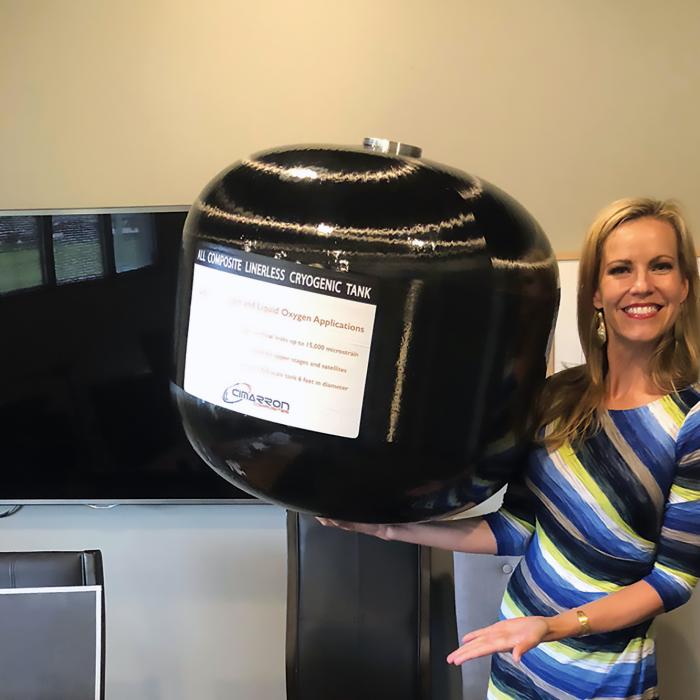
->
[643,402,700,611]
[484,467,538,556]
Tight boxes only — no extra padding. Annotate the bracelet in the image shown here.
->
[576,609,592,637]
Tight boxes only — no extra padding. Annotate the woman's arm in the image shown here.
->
[544,579,664,641]
[316,517,498,554]
[447,579,664,665]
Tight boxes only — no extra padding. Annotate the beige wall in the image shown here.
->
[2,0,699,251]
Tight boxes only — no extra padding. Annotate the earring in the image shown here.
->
[595,309,607,346]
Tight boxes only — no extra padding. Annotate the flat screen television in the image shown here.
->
[0,207,256,504]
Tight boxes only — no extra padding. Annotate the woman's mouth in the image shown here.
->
[621,304,662,319]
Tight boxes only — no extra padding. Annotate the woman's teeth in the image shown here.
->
[623,305,660,317]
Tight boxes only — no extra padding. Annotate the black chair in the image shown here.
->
[0,550,105,700]
[286,513,462,700]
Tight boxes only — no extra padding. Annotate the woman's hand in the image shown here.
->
[447,616,550,665]
[315,518,392,540]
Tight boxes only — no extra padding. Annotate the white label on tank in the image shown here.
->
[183,243,377,438]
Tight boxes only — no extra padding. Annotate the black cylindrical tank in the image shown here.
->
[173,139,559,522]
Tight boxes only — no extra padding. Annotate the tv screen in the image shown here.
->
[0,208,256,503]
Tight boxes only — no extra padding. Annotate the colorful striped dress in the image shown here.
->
[484,386,700,700]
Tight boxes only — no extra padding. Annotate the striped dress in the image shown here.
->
[484,386,700,700]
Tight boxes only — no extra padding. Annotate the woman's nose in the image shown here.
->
[631,269,652,293]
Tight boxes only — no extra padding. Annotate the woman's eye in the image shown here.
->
[652,261,673,271]
[608,266,629,275]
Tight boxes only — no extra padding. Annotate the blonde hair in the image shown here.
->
[539,197,700,449]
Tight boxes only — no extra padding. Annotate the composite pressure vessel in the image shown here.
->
[173,138,559,522]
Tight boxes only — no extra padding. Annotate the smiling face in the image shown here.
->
[593,216,689,350]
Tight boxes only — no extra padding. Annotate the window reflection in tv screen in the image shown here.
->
[0,209,256,503]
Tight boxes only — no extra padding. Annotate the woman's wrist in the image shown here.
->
[542,609,587,642]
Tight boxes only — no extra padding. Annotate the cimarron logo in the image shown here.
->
[223,382,291,413]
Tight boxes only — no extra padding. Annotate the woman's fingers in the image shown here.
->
[449,617,548,665]
[461,626,489,643]
[448,638,513,665]
[316,517,351,529]
[450,627,501,663]
[448,637,506,664]
[512,644,526,664]
[315,518,386,537]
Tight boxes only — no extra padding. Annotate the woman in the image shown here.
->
[318,197,700,699]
